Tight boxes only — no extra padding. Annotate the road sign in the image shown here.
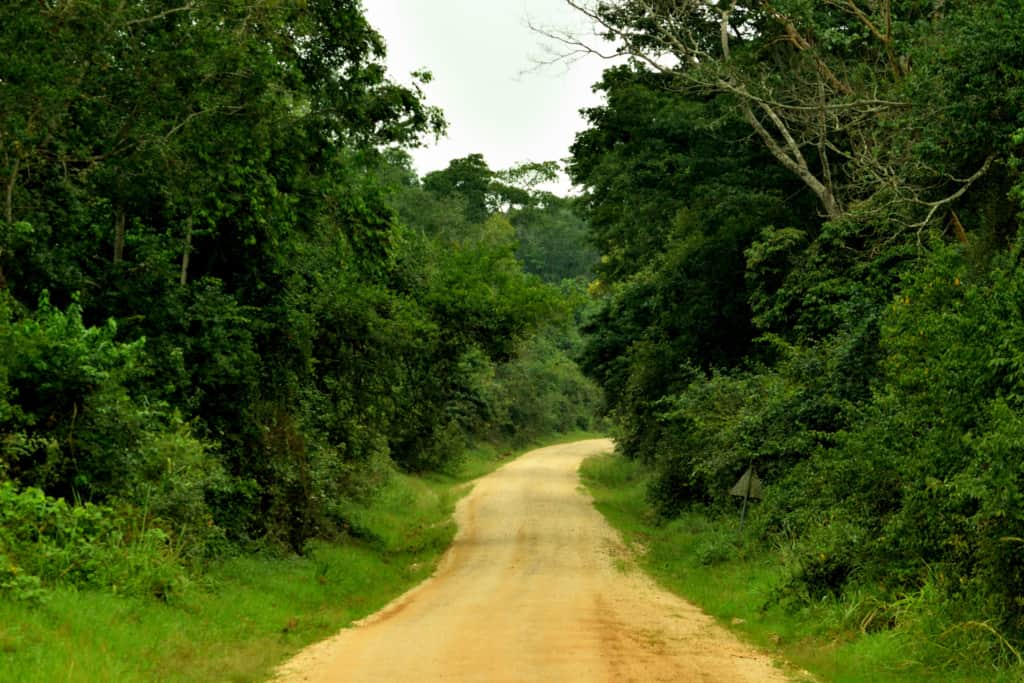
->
[730,468,763,500]
[730,466,763,531]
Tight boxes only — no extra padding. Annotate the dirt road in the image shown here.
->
[275,439,790,682]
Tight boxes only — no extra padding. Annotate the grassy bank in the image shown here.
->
[0,432,600,683]
[579,452,1024,683]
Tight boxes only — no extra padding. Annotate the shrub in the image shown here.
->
[0,292,224,560]
[0,483,190,601]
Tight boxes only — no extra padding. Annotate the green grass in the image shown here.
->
[578,453,1024,683]
[0,432,601,683]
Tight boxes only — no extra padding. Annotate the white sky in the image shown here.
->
[363,0,615,193]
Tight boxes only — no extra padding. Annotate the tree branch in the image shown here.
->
[910,155,995,229]
[827,0,904,78]
[125,3,195,28]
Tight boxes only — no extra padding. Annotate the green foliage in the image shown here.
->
[0,293,224,557]
[581,452,1024,682]
[0,483,189,602]
[0,0,606,570]
[622,238,1024,655]
[423,154,498,223]
[571,2,1024,672]
[571,66,817,457]
[641,317,876,519]
[384,168,601,472]
[510,196,599,283]
[422,155,559,225]
[0,439,574,683]
[0,0,603,602]
[484,324,605,445]
[835,242,1024,626]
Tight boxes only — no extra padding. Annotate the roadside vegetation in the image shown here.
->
[0,2,603,680]
[566,1,1024,679]
[0,433,599,683]
[7,1,1024,681]
[581,453,1024,683]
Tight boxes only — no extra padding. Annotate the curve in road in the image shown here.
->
[275,438,790,682]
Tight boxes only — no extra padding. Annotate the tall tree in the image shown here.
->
[555,0,1021,234]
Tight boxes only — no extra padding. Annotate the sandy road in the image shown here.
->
[275,439,790,683]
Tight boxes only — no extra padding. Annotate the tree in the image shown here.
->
[510,195,598,283]
[423,154,496,224]
[552,0,1020,234]
[0,0,455,551]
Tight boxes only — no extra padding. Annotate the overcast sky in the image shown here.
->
[363,0,613,192]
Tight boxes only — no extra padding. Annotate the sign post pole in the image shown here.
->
[739,468,752,531]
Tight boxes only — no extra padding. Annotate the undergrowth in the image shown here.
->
[0,432,599,683]
[0,483,193,604]
[579,452,1024,683]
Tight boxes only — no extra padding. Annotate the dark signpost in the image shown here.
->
[730,466,764,531]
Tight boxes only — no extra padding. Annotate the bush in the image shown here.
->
[633,234,1024,645]
[0,483,190,601]
[644,334,865,520]
[753,239,1024,639]
[0,292,224,560]
[488,330,604,445]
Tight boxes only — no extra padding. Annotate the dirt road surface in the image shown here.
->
[275,439,790,682]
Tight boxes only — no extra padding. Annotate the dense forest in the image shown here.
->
[566,0,1024,670]
[0,0,601,601]
[6,0,1024,678]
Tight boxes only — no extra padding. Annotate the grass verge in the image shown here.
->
[0,431,601,683]
[578,452,1024,683]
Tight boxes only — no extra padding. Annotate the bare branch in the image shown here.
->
[762,2,855,96]
[552,1,953,225]
[719,1,737,59]
[825,0,904,78]
[157,103,246,142]
[910,155,995,229]
[125,3,195,28]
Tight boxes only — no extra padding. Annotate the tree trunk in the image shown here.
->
[950,210,968,244]
[5,157,18,226]
[180,215,193,286]
[113,208,126,263]
[741,104,843,220]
